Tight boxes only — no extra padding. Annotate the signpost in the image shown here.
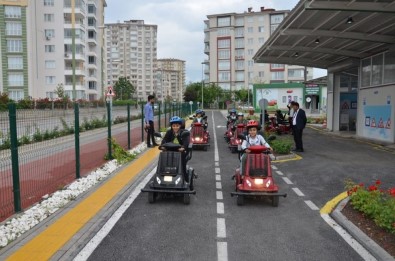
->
[106,86,115,159]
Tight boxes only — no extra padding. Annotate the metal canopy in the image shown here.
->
[253,0,395,70]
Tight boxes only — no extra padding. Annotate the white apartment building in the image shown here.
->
[155,59,185,103]
[0,0,106,101]
[204,7,313,93]
[104,20,157,101]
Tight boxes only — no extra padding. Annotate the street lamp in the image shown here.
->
[201,62,204,109]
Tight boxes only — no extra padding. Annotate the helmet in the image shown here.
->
[170,116,183,125]
[237,112,244,117]
[229,109,237,114]
[247,120,259,128]
[195,109,202,115]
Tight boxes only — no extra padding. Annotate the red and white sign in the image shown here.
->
[106,86,115,97]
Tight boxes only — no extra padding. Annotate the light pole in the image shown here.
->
[201,62,204,109]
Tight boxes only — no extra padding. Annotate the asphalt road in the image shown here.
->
[83,110,395,261]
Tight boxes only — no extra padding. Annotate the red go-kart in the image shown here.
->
[231,145,287,206]
[265,116,291,135]
[228,124,246,153]
[190,122,210,151]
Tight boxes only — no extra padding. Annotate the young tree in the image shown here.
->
[183,82,201,102]
[113,77,135,100]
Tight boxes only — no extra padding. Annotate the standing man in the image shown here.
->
[291,102,307,152]
[144,95,159,147]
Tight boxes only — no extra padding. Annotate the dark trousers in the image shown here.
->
[146,120,157,145]
[293,127,304,150]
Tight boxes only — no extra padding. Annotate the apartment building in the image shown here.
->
[0,0,107,101]
[104,20,157,101]
[155,58,185,103]
[204,6,313,93]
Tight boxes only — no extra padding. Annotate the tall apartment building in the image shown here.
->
[204,7,313,92]
[104,20,157,100]
[0,0,106,101]
[155,59,185,103]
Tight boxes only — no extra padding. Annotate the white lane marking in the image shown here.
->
[217,218,227,238]
[271,165,278,170]
[212,113,219,162]
[282,177,293,185]
[276,170,284,176]
[216,181,222,190]
[292,187,305,197]
[215,162,219,167]
[217,242,228,261]
[216,191,223,200]
[321,214,376,261]
[215,167,221,174]
[304,200,319,210]
[217,202,224,214]
[74,167,157,261]
[216,175,221,181]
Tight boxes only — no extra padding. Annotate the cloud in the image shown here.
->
[105,0,304,83]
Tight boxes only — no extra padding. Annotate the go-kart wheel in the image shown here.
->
[272,196,279,207]
[148,192,156,203]
[183,194,190,205]
[237,195,244,206]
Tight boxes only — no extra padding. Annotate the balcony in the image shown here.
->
[87,37,97,46]
[204,46,210,54]
[64,52,86,61]
[64,66,85,76]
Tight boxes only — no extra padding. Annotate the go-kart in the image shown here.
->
[231,145,287,206]
[224,115,237,142]
[228,123,246,153]
[265,116,291,135]
[141,140,196,205]
[190,122,210,151]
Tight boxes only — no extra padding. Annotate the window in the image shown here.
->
[8,57,23,69]
[259,37,265,44]
[218,28,230,36]
[270,14,284,24]
[217,16,230,27]
[258,26,264,33]
[9,90,24,101]
[236,71,244,81]
[218,60,230,70]
[248,60,254,67]
[235,17,244,26]
[247,38,253,45]
[45,76,56,84]
[247,17,253,23]
[45,60,56,69]
[371,54,383,85]
[45,45,55,52]
[7,40,23,52]
[247,49,254,55]
[5,6,21,18]
[45,29,55,38]
[218,71,230,81]
[235,60,244,70]
[258,71,264,78]
[218,49,230,59]
[384,51,395,84]
[235,38,244,48]
[8,73,24,86]
[44,0,54,6]
[44,14,54,22]
[361,58,371,87]
[235,49,244,58]
[218,39,230,48]
[247,27,253,33]
[288,69,304,78]
[271,64,284,69]
[271,71,284,80]
[6,22,22,36]
[235,27,244,37]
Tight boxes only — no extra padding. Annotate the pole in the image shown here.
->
[201,62,204,109]
[71,0,76,101]
[107,98,112,159]
[9,103,21,212]
[127,103,131,150]
[74,103,80,178]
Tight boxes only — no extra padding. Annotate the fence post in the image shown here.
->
[9,103,21,213]
[164,103,167,128]
[141,101,144,142]
[158,103,161,131]
[107,100,113,159]
[74,103,80,179]
[127,103,131,150]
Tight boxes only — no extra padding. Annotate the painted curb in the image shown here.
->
[331,197,395,261]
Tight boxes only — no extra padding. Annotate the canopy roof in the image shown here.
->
[253,0,395,70]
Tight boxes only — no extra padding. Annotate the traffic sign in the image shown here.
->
[106,86,115,97]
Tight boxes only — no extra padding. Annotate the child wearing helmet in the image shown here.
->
[161,116,190,177]
[193,109,207,130]
[226,109,238,128]
[240,120,272,175]
[233,112,248,129]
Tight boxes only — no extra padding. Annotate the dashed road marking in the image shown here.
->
[282,177,293,185]
[276,170,284,176]
[215,162,219,167]
[304,200,319,210]
[292,187,305,197]
[216,191,223,200]
[271,165,278,170]
[215,167,220,174]
[216,182,222,190]
[217,202,224,214]
[217,218,227,238]
[217,242,228,261]
[216,175,221,181]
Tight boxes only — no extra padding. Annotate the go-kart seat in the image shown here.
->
[157,151,182,175]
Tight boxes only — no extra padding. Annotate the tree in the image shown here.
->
[183,82,201,102]
[113,77,135,100]
[54,84,66,99]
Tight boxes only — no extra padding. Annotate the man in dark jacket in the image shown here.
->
[291,102,307,152]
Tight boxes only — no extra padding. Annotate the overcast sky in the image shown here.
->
[105,0,326,83]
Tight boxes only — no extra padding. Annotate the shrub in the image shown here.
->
[105,138,136,164]
[270,139,292,154]
[345,179,395,234]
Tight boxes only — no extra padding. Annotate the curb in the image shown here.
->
[331,197,395,261]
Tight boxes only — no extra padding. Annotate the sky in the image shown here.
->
[104,0,327,83]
